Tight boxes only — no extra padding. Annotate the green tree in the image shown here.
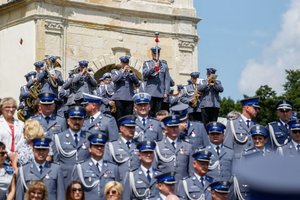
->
[219,97,241,118]
[282,69,300,112]
[254,85,279,125]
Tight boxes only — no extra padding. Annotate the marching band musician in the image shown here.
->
[198,68,224,126]
[155,115,193,181]
[95,73,116,114]
[122,141,160,200]
[73,133,120,200]
[132,92,163,143]
[67,60,98,105]
[52,106,90,186]
[36,56,64,96]
[143,46,171,117]
[111,56,140,119]
[81,93,119,142]
[181,72,202,121]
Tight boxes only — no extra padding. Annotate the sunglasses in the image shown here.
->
[72,188,83,192]
[292,130,300,134]
[107,189,118,195]
[0,151,7,156]
[279,109,291,113]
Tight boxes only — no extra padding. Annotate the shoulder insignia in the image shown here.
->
[103,113,113,118]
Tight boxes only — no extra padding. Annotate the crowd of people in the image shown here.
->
[0,45,299,200]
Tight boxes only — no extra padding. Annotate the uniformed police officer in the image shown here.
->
[209,181,231,200]
[155,115,193,181]
[52,106,90,186]
[111,56,140,119]
[224,97,260,159]
[133,92,163,142]
[282,119,300,157]
[142,47,171,117]
[95,73,116,114]
[176,150,214,200]
[81,93,119,142]
[73,133,119,200]
[36,56,64,96]
[204,122,234,182]
[243,124,272,158]
[198,68,224,126]
[267,100,293,149]
[66,60,98,105]
[181,72,202,121]
[31,93,67,137]
[16,138,65,200]
[170,104,210,151]
[122,141,160,200]
[148,172,177,200]
[103,115,140,182]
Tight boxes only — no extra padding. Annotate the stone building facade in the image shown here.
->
[0,0,199,100]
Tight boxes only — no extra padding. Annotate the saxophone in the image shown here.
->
[191,84,200,108]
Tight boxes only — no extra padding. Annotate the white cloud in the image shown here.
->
[239,0,300,96]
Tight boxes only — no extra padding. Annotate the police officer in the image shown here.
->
[81,93,119,142]
[143,47,171,117]
[176,150,214,200]
[243,124,272,158]
[268,100,293,149]
[170,104,210,151]
[95,73,116,114]
[204,122,234,182]
[133,92,163,142]
[16,138,65,200]
[224,97,260,159]
[148,172,177,200]
[36,56,64,96]
[111,56,140,119]
[282,119,300,157]
[181,72,202,121]
[52,106,90,186]
[73,133,119,200]
[66,60,98,105]
[198,68,224,126]
[123,141,160,200]
[103,115,140,182]
[155,115,193,181]
[31,92,67,137]
[209,181,231,200]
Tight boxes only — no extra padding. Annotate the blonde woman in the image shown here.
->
[24,180,48,200]
[0,97,24,155]
[17,119,45,165]
[104,181,123,200]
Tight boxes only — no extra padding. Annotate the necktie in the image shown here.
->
[147,169,151,182]
[171,141,176,149]
[39,165,43,174]
[45,116,51,124]
[74,133,78,145]
[126,141,131,149]
[216,145,220,155]
[96,162,101,173]
[246,120,251,128]
[297,144,300,152]
[90,116,94,124]
[200,176,204,187]
[142,118,146,126]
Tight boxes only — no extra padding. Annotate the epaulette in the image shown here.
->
[183,175,190,180]
[269,121,277,125]
[76,160,85,164]
[161,60,167,64]
[206,175,214,183]
[103,113,113,118]
[223,144,233,150]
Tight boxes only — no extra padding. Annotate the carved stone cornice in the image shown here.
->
[178,39,196,52]
[44,19,64,34]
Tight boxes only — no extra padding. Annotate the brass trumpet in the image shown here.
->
[208,74,218,85]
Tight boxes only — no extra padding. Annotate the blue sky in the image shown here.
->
[194,0,299,101]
